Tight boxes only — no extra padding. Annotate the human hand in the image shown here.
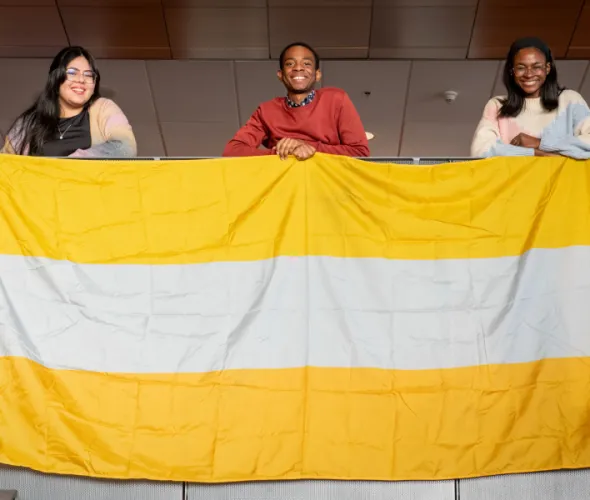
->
[275,138,307,160]
[292,142,316,161]
[511,133,540,149]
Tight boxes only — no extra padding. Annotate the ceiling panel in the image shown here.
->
[370,6,476,58]
[161,121,238,156]
[57,0,162,5]
[0,0,56,4]
[269,0,371,5]
[0,6,68,57]
[469,4,581,58]
[161,0,266,4]
[165,7,268,59]
[375,0,476,4]
[574,61,590,102]
[568,5,590,58]
[95,59,158,122]
[476,0,581,5]
[0,0,587,61]
[322,60,411,156]
[0,58,51,120]
[132,122,167,157]
[163,0,264,5]
[405,60,499,122]
[491,60,589,96]
[235,61,290,125]
[60,6,170,59]
[400,121,478,156]
[269,7,371,59]
[146,60,239,123]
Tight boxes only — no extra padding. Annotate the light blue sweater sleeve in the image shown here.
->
[479,142,534,158]
[539,98,590,160]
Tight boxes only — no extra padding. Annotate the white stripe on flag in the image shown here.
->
[0,247,589,373]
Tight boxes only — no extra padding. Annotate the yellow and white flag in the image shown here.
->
[0,153,589,482]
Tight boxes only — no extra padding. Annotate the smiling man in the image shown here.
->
[223,42,369,160]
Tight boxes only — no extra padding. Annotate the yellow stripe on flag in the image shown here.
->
[1,356,589,482]
[0,154,587,263]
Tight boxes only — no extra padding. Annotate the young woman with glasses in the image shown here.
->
[471,37,590,159]
[1,46,136,158]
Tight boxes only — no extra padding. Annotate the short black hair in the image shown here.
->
[279,42,320,70]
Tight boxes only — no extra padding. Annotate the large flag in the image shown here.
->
[0,153,589,482]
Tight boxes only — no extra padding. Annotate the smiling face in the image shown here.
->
[512,47,550,98]
[277,45,321,97]
[59,56,96,117]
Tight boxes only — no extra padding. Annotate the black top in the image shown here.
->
[40,109,91,157]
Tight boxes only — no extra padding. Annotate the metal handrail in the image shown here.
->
[57,156,480,164]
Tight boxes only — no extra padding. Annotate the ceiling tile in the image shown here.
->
[60,6,170,59]
[163,0,265,5]
[469,5,581,58]
[95,59,158,122]
[400,121,475,157]
[0,7,68,57]
[235,61,289,124]
[405,60,500,122]
[161,121,238,157]
[146,60,239,123]
[269,0,371,5]
[132,121,167,157]
[553,60,590,91]
[577,65,590,103]
[269,7,371,58]
[568,6,590,58]
[0,0,55,4]
[165,7,268,59]
[57,0,161,5]
[491,60,589,97]
[370,6,475,59]
[374,0,476,4]
[477,0,581,5]
[0,58,52,121]
[322,61,411,156]
[0,119,13,142]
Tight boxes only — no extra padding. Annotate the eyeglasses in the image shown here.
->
[65,67,97,84]
[513,65,547,76]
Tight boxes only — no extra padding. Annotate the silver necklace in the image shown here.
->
[58,122,74,140]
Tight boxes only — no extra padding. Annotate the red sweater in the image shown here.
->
[222,87,370,157]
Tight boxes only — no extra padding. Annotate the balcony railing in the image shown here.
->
[59,156,479,164]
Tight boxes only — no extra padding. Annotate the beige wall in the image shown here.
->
[1,58,590,158]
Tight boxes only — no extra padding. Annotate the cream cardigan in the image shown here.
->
[1,97,137,157]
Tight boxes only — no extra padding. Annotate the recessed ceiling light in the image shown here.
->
[365,132,374,140]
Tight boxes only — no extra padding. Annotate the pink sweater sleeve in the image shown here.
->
[470,98,533,157]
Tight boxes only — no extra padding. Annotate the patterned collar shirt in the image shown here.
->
[286,90,316,108]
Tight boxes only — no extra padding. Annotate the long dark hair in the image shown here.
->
[7,46,101,155]
[499,37,562,118]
